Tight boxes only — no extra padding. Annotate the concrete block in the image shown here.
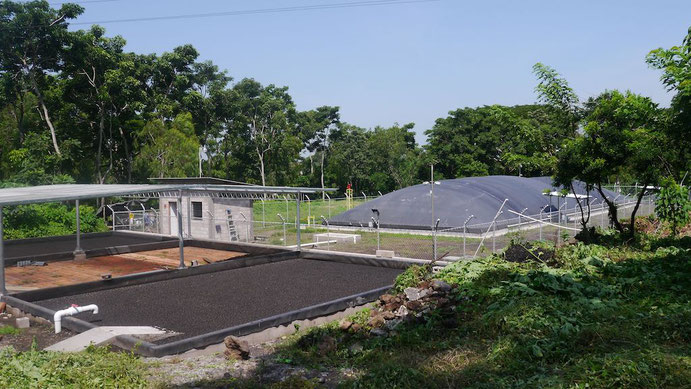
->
[15,317,30,329]
[45,326,168,352]
[376,250,395,258]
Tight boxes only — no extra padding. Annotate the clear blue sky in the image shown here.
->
[67,0,690,144]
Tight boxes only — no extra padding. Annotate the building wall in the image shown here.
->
[159,196,253,242]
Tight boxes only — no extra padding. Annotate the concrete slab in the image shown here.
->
[314,233,361,244]
[45,326,168,352]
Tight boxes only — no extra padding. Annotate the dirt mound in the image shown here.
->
[504,242,554,263]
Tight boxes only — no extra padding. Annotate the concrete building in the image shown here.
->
[153,178,254,242]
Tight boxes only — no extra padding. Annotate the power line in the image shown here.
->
[70,0,440,26]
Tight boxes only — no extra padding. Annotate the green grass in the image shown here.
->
[0,326,21,335]
[253,197,368,224]
[0,345,148,388]
[269,234,691,388]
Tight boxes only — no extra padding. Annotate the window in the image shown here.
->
[192,201,203,219]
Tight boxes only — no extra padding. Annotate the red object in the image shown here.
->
[346,183,352,190]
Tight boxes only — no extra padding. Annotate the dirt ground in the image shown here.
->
[0,317,73,352]
[6,247,246,290]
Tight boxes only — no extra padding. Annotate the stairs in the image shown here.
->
[226,209,239,242]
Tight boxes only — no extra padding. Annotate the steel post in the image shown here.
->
[177,192,185,269]
[0,206,5,295]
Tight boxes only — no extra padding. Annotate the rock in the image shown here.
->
[381,311,395,320]
[339,320,353,331]
[317,336,336,356]
[0,302,6,313]
[405,300,423,311]
[379,294,397,305]
[382,302,401,312]
[368,314,386,328]
[350,323,362,333]
[224,336,250,360]
[431,280,452,293]
[404,287,430,301]
[370,328,388,337]
[395,305,409,317]
[437,298,450,306]
[385,318,403,331]
[442,317,459,329]
[15,317,30,329]
[348,342,363,353]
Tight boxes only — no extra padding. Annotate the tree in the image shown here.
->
[231,79,296,186]
[133,113,199,179]
[425,105,565,179]
[655,178,691,236]
[299,106,340,194]
[554,90,665,237]
[0,0,83,155]
[647,26,691,176]
[366,123,420,192]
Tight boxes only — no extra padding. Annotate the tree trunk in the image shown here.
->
[596,184,624,233]
[320,151,325,200]
[257,147,266,187]
[96,110,105,184]
[627,182,649,238]
[29,73,61,156]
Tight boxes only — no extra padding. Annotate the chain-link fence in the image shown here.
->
[109,190,657,263]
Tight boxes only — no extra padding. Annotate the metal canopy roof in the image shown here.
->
[0,184,335,207]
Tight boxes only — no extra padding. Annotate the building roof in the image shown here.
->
[148,177,255,186]
[0,184,335,207]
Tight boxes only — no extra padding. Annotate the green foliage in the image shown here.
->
[0,346,147,388]
[393,265,429,293]
[655,178,691,235]
[133,112,200,179]
[425,104,568,179]
[272,238,691,388]
[2,203,108,240]
[0,326,21,335]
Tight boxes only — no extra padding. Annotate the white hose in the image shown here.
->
[54,304,99,334]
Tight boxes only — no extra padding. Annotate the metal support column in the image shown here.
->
[186,193,192,238]
[0,206,5,295]
[296,193,301,251]
[74,200,86,260]
[177,191,185,269]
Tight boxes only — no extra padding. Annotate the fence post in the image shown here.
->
[433,219,440,260]
[463,215,475,258]
[325,193,332,219]
[239,213,249,243]
[473,199,508,258]
[277,214,286,246]
[321,216,330,251]
[492,220,496,253]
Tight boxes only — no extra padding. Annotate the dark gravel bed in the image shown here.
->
[34,259,402,342]
[4,233,170,259]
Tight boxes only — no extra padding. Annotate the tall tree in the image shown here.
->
[299,106,340,194]
[231,79,296,187]
[133,113,200,179]
[0,0,83,155]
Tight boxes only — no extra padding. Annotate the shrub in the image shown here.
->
[655,178,691,236]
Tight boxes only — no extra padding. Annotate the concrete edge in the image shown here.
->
[112,284,392,357]
[10,251,298,302]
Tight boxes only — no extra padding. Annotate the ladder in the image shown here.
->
[226,209,239,242]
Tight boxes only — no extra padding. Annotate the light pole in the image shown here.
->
[424,164,441,239]
[433,218,440,260]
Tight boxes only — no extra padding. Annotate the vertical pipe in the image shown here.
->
[296,193,301,250]
[463,224,466,257]
[0,205,5,295]
[177,192,185,269]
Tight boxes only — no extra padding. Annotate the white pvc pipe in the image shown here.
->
[54,304,99,333]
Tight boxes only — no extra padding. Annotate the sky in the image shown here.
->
[62,0,691,144]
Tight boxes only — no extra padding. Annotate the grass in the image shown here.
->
[0,326,21,335]
[0,345,148,388]
[253,197,368,224]
[266,231,691,388]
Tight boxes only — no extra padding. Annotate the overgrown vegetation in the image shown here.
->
[0,345,147,388]
[270,231,690,388]
[1,203,108,240]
